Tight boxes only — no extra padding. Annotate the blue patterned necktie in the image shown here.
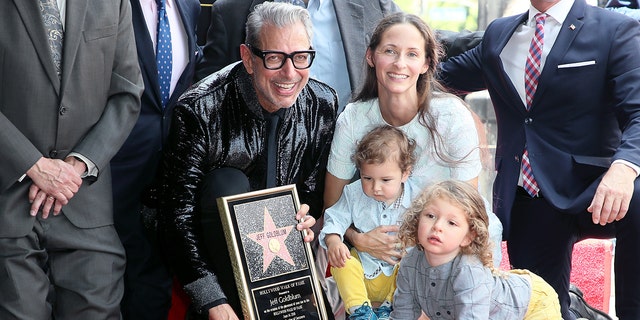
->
[39,0,64,79]
[156,0,172,108]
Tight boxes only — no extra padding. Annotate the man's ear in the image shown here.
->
[240,44,254,74]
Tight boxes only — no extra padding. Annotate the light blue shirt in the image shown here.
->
[320,179,420,279]
[307,0,351,113]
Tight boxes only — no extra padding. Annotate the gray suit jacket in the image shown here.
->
[332,0,400,93]
[0,0,143,237]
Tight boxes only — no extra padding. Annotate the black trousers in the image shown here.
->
[507,185,640,320]
[113,177,172,320]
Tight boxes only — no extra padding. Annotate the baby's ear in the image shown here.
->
[460,231,476,247]
[401,166,412,182]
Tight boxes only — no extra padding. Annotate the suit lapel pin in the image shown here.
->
[569,24,576,30]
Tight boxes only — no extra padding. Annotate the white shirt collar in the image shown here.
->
[529,0,574,26]
[141,0,175,11]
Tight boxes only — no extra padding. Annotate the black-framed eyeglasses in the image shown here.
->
[247,44,316,70]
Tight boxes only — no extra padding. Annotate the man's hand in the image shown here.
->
[346,225,403,265]
[208,304,239,320]
[296,204,316,243]
[28,185,63,218]
[26,157,83,217]
[587,163,635,225]
[64,156,88,176]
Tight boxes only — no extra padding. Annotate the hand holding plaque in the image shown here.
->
[217,185,328,320]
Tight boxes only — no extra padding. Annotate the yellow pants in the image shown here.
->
[330,248,398,311]
[510,269,562,319]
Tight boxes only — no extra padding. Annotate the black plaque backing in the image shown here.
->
[217,185,328,320]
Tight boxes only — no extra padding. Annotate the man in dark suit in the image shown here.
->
[195,0,399,112]
[110,0,201,319]
[0,0,142,318]
[440,0,640,319]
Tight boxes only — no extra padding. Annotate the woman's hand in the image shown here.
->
[346,225,403,265]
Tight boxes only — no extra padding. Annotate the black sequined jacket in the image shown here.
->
[157,62,337,312]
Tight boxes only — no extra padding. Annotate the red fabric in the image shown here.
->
[167,278,190,320]
[500,239,613,313]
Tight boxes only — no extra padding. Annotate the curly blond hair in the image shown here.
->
[398,180,494,268]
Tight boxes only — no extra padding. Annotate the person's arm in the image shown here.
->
[436,29,484,61]
[323,172,350,210]
[28,0,143,217]
[26,157,84,217]
[344,225,402,265]
[70,0,143,173]
[325,171,402,264]
[298,84,338,219]
[450,259,492,318]
[324,234,351,268]
[587,17,640,226]
[158,103,230,314]
[588,162,636,225]
[438,33,487,94]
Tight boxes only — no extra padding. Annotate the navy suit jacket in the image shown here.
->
[111,0,201,202]
[440,0,640,237]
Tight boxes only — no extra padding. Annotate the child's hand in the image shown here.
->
[325,234,351,267]
[327,242,351,268]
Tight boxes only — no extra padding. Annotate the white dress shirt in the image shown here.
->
[140,0,188,97]
[307,0,351,113]
[499,0,573,107]
[500,0,639,180]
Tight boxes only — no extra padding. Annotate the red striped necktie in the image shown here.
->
[522,13,547,197]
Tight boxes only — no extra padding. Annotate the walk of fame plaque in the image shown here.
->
[217,185,328,320]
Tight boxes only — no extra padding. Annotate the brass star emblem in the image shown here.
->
[246,207,295,272]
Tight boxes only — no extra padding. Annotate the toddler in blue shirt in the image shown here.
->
[320,125,419,320]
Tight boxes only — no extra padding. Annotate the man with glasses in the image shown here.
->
[195,0,400,113]
[157,2,336,319]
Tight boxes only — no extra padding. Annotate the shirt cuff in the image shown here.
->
[612,159,640,178]
[68,152,98,178]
